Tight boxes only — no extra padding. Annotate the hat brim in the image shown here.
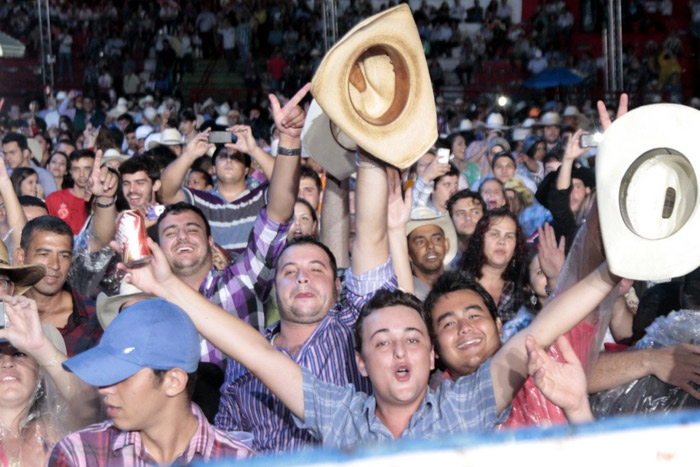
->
[311,4,437,170]
[302,100,357,180]
[96,292,155,330]
[0,264,46,288]
[63,346,145,387]
[405,214,458,265]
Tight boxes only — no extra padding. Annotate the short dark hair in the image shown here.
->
[354,289,427,352]
[143,146,177,172]
[189,168,214,188]
[119,156,160,182]
[278,236,338,279]
[156,202,212,239]
[18,195,48,210]
[424,270,498,338]
[434,163,460,186]
[125,123,139,135]
[300,165,322,192]
[20,215,74,252]
[117,113,134,124]
[11,168,37,196]
[447,189,485,217]
[151,368,198,400]
[180,108,196,122]
[2,132,28,152]
[69,149,95,163]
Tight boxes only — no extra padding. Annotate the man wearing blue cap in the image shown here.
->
[48,299,254,465]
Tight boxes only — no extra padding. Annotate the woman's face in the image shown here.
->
[569,178,591,214]
[20,174,39,197]
[483,216,517,270]
[0,343,40,411]
[48,153,68,178]
[505,189,523,214]
[493,157,515,183]
[451,135,467,160]
[35,135,49,154]
[287,202,317,240]
[528,254,548,303]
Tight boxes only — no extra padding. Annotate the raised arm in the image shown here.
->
[120,238,305,418]
[320,176,350,269]
[87,150,119,251]
[387,168,414,293]
[264,84,309,223]
[0,157,26,253]
[491,262,618,413]
[556,129,586,191]
[0,295,99,425]
[160,130,212,204]
[352,151,389,276]
[225,124,275,181]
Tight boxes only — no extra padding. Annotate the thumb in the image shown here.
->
[555,335,580,366]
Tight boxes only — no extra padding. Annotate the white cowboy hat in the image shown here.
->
[562,105,591,130]
[217,103,231,116]
[479,112,509,130]
[138,95,155,109]
[145,132,161,150]
[405,207,458,265]
[143,107,157,123]
[310,4,437,170]
[160,128,183,146]
[301,99,356,180]
[597,103,700,280]
[102,148,130,166]
[538,111,562,126]
[458,119,474,131]
[215,115,229,127]
[135,125,154,140]
[511,126,532,141]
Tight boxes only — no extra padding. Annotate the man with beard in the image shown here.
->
[406,207,458,300]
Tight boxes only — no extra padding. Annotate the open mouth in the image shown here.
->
[395,364,411,381]
[457,338,482,349]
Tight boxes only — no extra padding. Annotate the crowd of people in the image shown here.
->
[0,1,700,466]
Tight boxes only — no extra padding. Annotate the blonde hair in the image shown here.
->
[504,177,535,206]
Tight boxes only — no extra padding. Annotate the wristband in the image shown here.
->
[277,146,301,156]
[96,197,116,208]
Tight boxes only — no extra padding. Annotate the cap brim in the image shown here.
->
[63,346,144,387]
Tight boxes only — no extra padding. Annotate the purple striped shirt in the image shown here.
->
[215,260,396,453]
[49,404,254,466]
[198,207,290,366]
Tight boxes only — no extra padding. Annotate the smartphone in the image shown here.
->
[209,131,238,144]
[436,148,452,164]
[580,132,601,148]
[0,301,6,329]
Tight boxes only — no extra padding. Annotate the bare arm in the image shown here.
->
[225,125,275,181]
[263,85,310,224]
[160,130,212,204]
[352,151,389,276]
[120,238,305,418]
[0,158,26,253]
[0,295,99,424]
[589,344,700,399]
[491,263,618,413]
[320,176,350,269]
[387,168,414,293]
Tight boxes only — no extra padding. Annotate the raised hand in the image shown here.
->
[0,295,50,356]
[113,237,177,297]
[225,125,258,154]
[87,149,118,199]
[537,223,565,282]
[182,129,213,160]
[527,334,592,421]
[269,83,311,140]
[421,157,451,183]
[387,167,412,232]
[563,129,588,163]
[597,93,628,132]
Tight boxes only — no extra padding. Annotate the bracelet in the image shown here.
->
[277,146,301,156]
[96,197,116,208]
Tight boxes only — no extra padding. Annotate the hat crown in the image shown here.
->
[540,112,561,125]
[486,113,504,127]
[100,299,200,372]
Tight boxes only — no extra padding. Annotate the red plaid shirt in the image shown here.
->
[49,404,254,465]
[56,285,103,357]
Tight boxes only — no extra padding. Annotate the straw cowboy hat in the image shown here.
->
[102,148,130,166]
[0,241,45,295]
[597,103,700,280]
[308,4,437,171]
[406,207,458,265]
[96,278,155,330]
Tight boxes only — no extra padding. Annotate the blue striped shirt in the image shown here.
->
[295,358,509,450]
[215,260,396,453]
[182,183,268,256]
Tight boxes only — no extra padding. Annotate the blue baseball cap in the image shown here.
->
[63,298,200,387]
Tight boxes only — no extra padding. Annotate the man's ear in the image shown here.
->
[355,351,368,378]
[335,277,341,295]
[162,368,189,397]
[496,316,503,339]
[15,248,25,266]
[153,179,162,194]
